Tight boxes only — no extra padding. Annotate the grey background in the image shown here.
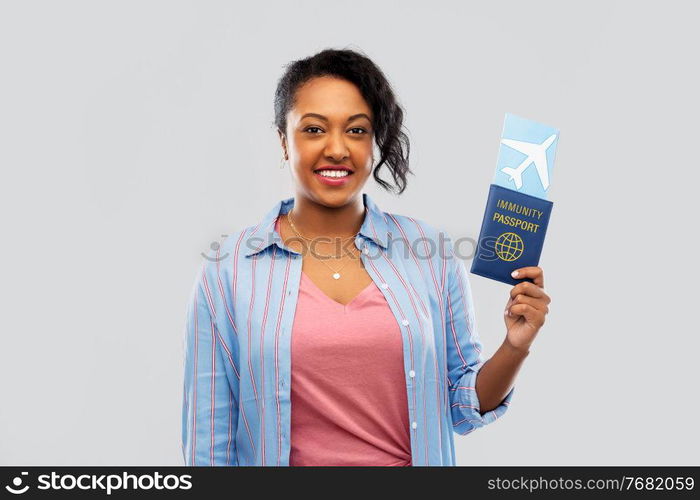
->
[1,0,697,466]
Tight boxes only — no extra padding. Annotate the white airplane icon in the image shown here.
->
[500,134,557,190]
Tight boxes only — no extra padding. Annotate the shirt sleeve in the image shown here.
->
[182,264,239,465]
[442,232,515,436]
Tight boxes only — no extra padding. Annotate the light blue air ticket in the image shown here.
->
[493,113,559,200]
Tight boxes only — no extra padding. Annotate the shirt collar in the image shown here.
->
[243,192,390,257]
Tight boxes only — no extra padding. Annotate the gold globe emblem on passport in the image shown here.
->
[495,232,524,262]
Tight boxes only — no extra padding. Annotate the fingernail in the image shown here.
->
[511,270,519,278]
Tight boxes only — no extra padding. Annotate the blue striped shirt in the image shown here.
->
[181,192,514,466]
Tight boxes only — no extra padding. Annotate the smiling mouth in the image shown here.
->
[313,169,353,186]
[314,169,354,178]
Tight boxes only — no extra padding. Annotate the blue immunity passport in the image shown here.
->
[470,113,558,285]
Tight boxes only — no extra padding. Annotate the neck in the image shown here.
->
[287,195,366,239]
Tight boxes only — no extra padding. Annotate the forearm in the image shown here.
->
[475,337,529,414]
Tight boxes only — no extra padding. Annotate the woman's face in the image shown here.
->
[279,76,375,207]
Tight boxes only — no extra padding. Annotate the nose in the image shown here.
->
[323,129,350,161]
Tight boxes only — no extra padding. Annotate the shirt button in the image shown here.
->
[411,422,417,429]
[409,370,415,378]
[381,283,388,289]
[401,319,409,326]
[363,247,369,255]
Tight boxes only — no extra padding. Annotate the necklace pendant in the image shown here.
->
[332,272,341,280]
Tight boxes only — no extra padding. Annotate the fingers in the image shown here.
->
[511,266,545,288]
[509,293,549,314]
[508,303,547,327]
[509,281,550,302]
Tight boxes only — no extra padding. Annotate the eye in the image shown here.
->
[348,127,367,134]
[303,126,323,134]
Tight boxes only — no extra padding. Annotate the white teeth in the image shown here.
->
[317,170,349,178]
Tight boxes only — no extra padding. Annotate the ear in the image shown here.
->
[277,129,288,159]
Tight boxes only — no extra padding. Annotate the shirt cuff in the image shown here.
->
[449,363,515,435]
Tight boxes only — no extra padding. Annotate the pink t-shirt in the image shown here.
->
[275,216,412,466]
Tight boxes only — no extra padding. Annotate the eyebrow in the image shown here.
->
[300,113,372,123]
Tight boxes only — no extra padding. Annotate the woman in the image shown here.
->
[182,48,551,466]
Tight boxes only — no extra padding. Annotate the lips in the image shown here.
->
[313,165,354,174]
[313,169,353,186]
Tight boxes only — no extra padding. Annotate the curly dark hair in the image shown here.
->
[273,47,412,195]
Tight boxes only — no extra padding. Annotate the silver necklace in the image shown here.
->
[286,207,366,280]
